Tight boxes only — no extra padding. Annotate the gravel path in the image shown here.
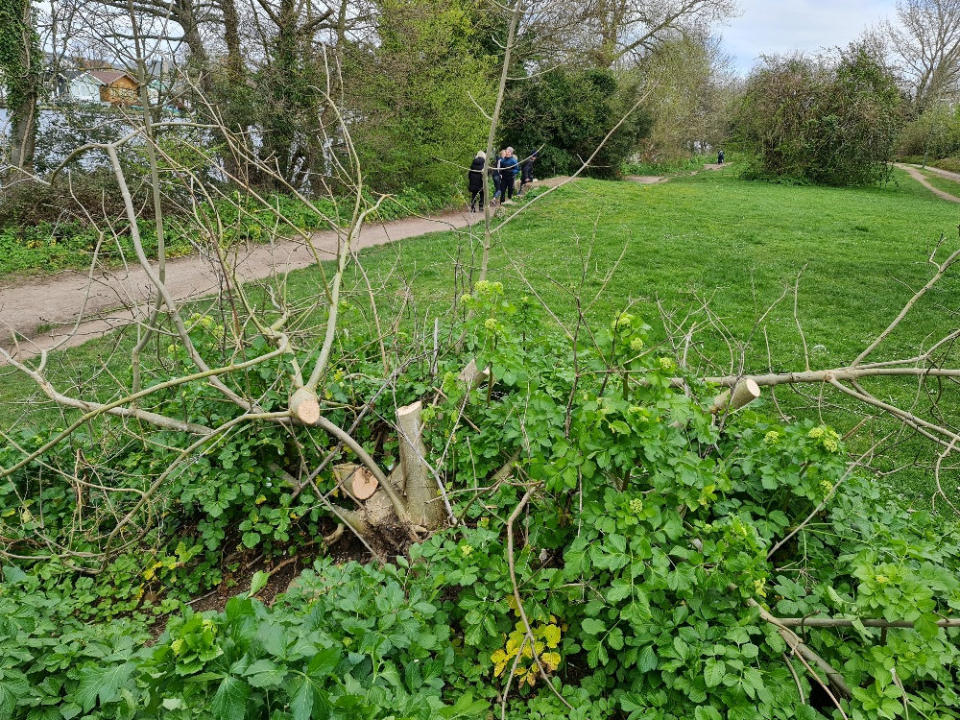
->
[896,163,960,204]
[0,178,573,361]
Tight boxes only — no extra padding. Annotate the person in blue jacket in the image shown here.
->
[500,147,519,202]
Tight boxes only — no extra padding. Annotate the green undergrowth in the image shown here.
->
[622,152,715,176]
[0,184,460,278]
[1,285,960,719]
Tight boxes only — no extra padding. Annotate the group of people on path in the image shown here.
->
[468,147,538,212]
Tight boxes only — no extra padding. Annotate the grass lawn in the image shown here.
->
[4,164,960,506]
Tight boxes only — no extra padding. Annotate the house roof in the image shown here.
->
[88,69,138,86]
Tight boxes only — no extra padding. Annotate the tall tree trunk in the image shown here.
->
[9,98,37,179]
[219,0,243,80]
[0,0,41,181]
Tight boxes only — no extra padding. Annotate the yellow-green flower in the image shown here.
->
[753,577,767,598]
[764,431,780,444]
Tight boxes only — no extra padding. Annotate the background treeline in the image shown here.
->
[0,0,737,207]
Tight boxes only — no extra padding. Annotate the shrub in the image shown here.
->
[500,68,652,179]
[737,45,903,186]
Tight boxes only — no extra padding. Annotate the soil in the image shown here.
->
[0,176,574,363]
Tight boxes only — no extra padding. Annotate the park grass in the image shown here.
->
[3,165,960,506]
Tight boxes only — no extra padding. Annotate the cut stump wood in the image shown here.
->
[710,378,761,414]
[397,400,445,530]
[289,387,320,425]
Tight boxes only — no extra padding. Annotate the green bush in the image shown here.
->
[737,45,903,186]
[500,68,652,179]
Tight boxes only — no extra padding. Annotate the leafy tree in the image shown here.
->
[345,0,495,194]
[897,102,960,162]
[500,67,651,178]
[630,33,733,162]
[737,45,904,186]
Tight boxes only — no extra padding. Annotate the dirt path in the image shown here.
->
[920,164,960,184]
[896,163,960,204]
[0,177,573,361]
[625,175,667,184]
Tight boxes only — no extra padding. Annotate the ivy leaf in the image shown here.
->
[212,676,249,720]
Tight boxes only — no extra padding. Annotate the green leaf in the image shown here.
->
[241,532,260,548]
[704,658,725,688]
[212,676,249,720]
[307,646,341,677]
[247,570,269,597]
[581,618,606,635]
[290,677,314,720]
[75,663,133,711]
[637,645,658,672]
[695,707,722,720]
[244,658,285,688]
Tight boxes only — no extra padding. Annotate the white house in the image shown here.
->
[66,72,102,103]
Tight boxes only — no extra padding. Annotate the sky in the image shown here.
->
[721,0,899,74]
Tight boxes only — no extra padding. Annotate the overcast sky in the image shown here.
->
[721,0,899,73]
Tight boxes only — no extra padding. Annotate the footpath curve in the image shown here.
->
[895,163,960,204]
[0,177,574,362]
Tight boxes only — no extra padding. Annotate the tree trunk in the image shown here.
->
[8,98,37,179]
[219,0,243,80]
[1,0,40,180]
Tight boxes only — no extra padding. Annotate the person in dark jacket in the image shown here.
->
[500,147,519,202]
[519,150,537,194]
[491,149,505,202]
[468,151,486,212]
[717,149,725,165]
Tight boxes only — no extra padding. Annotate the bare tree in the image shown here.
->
[584,0,737,67]
[887,0,960,110]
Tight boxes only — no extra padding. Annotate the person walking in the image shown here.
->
[717,148,725,165]
[468,151,486,212]
[491,150,505,203]
[500,147,519,203]
[519,150,537,194]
